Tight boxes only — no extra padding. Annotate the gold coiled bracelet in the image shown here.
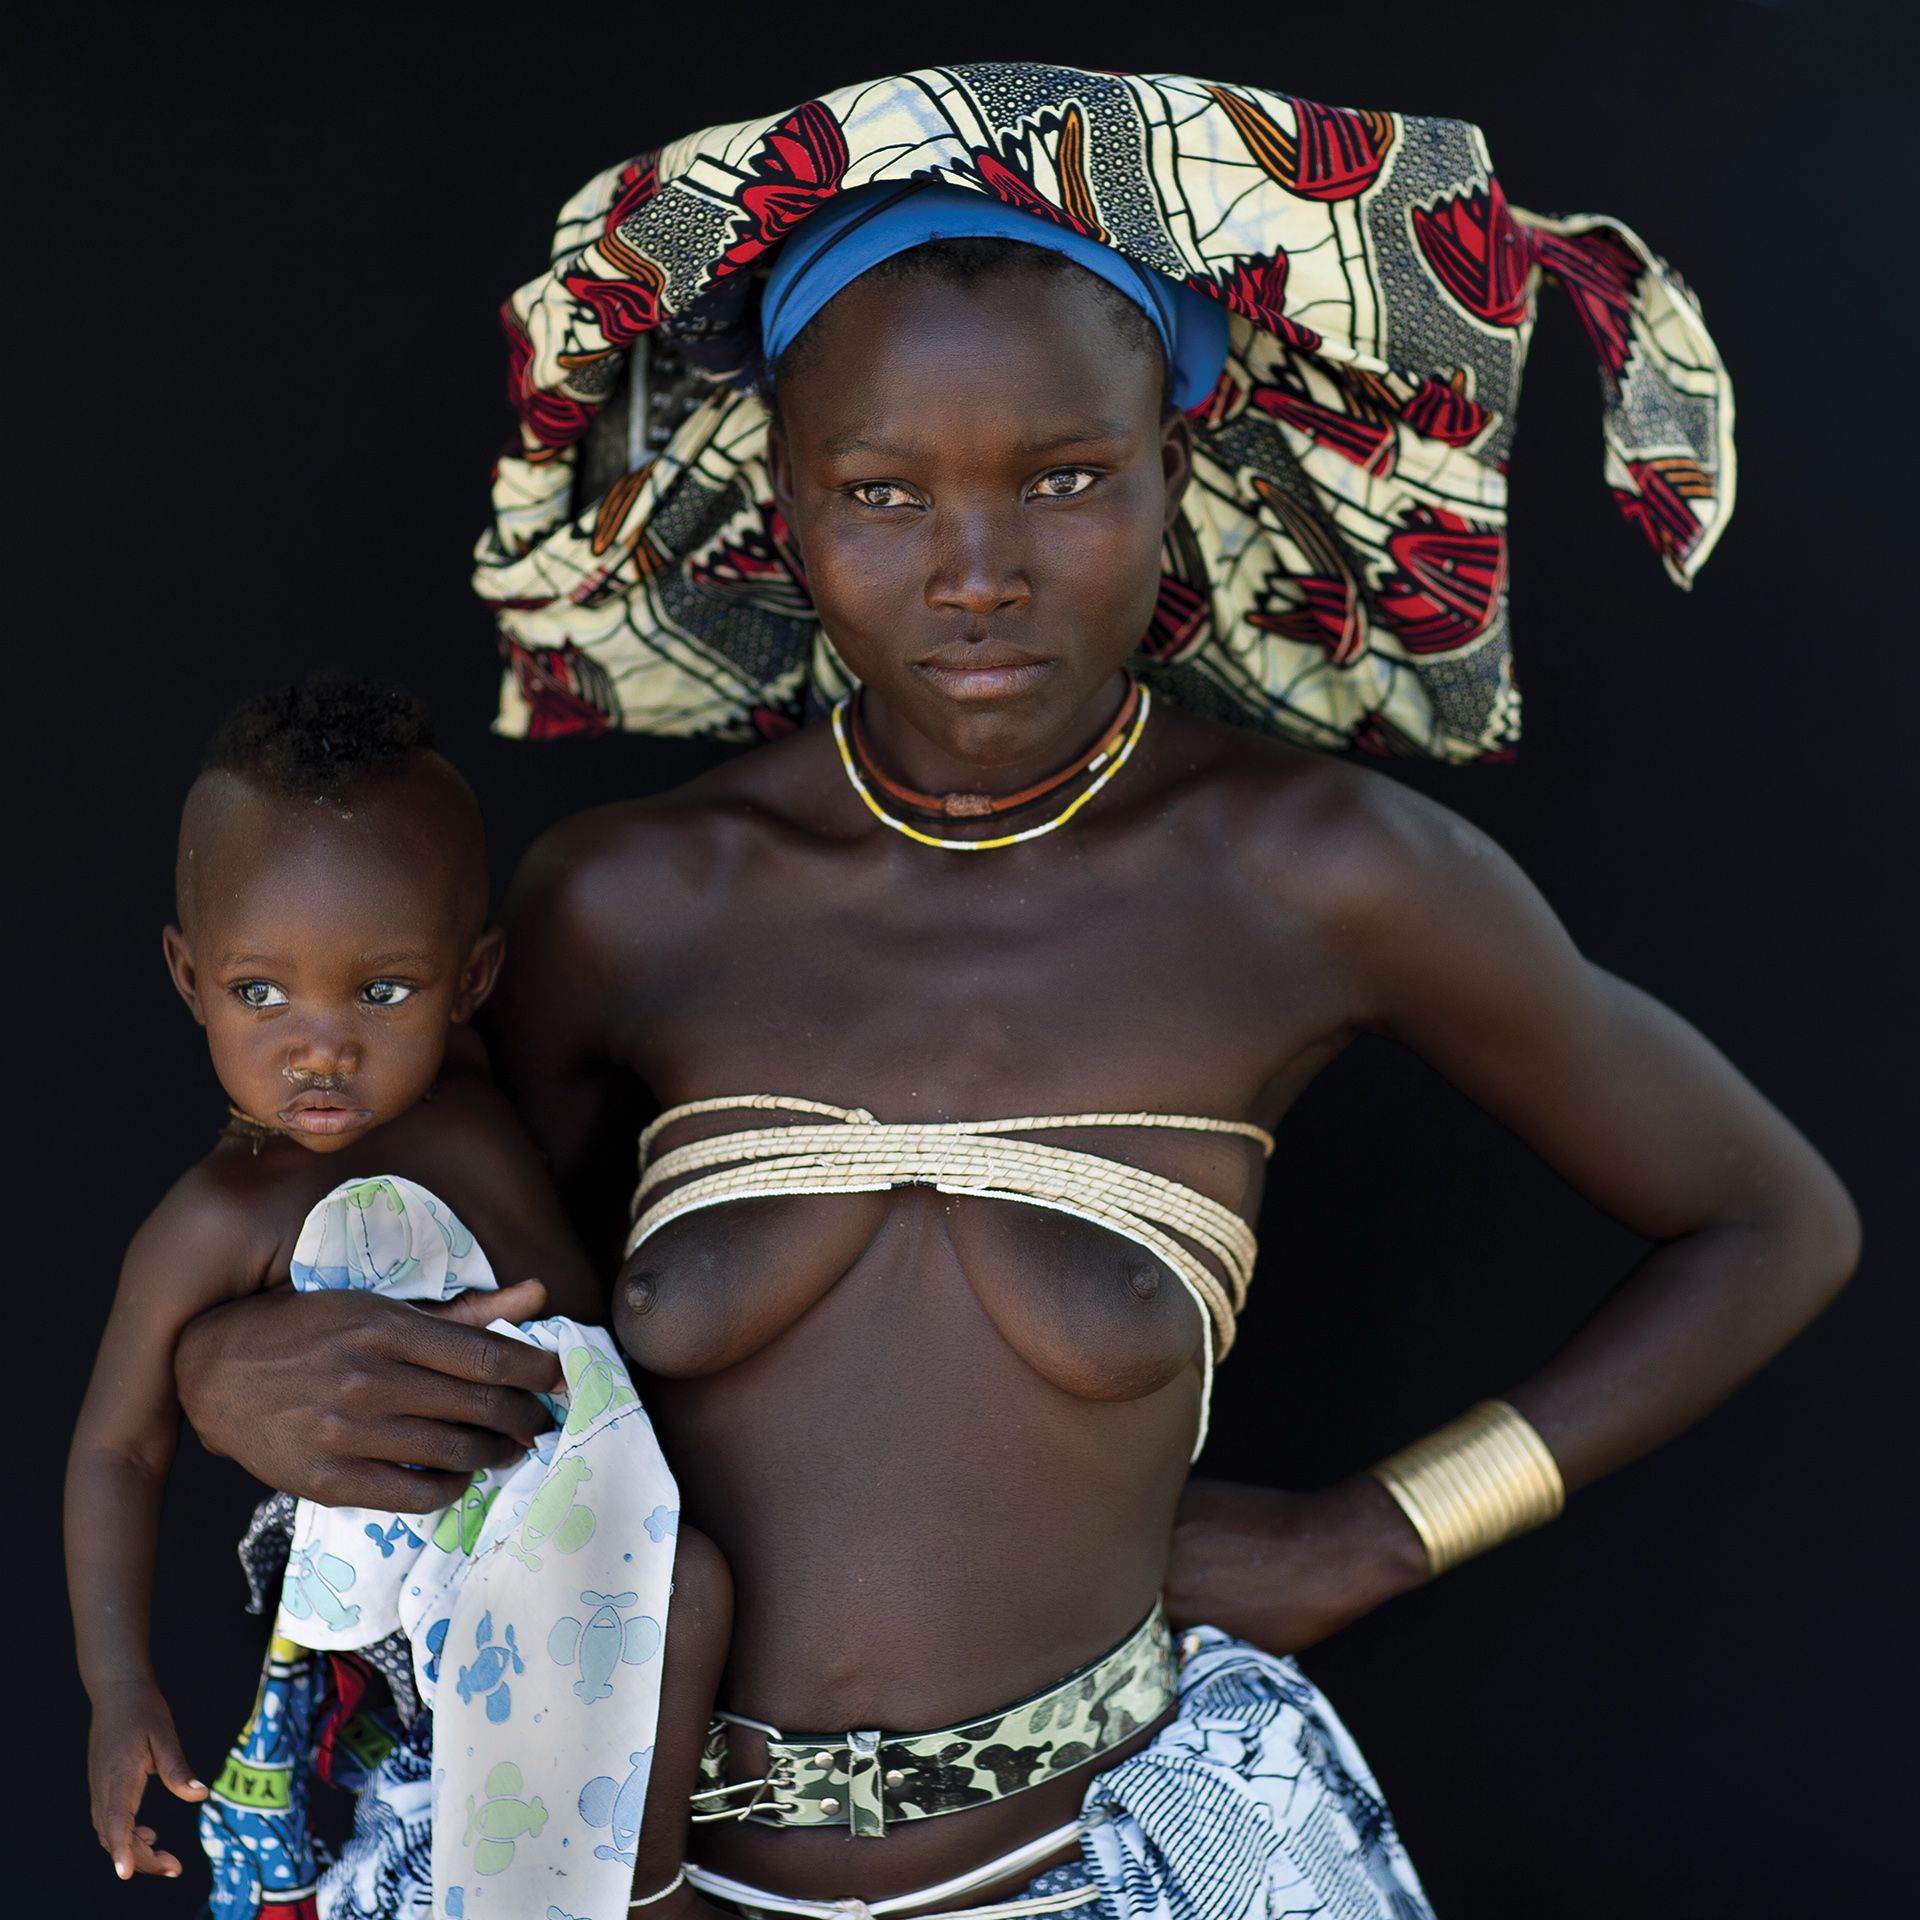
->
[1369,1399,1566,1576]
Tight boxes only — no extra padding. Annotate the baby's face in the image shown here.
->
[166,772,498,1152]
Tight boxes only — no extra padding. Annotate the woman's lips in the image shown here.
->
[278,1103,374,1136]
[913,656,1056,700]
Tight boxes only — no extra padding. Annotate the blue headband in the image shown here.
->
[759,181,1229,412]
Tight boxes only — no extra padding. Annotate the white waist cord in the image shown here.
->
[682,1818,1092,1918]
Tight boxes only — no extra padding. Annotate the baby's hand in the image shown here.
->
[87,1685,208,1880]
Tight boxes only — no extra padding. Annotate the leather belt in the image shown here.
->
[695,1601,1174,1838]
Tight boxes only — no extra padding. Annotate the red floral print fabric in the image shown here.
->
[475,64,1734,759]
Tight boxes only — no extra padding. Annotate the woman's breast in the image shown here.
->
[614,1185,1203,1403]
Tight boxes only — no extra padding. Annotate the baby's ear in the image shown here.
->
[161,926,206,1025]
[451,927,507,1024]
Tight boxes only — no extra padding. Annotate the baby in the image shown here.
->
[64,676,727,1916]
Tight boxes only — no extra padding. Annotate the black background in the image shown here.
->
[10,2,1912,1912]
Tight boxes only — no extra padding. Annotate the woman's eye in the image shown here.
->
[233,981,287,1010]
[1029,467,1097,500]
[848,482,918,510]
[361,980,414,1007]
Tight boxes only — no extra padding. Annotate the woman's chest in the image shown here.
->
[604,820,1332,1421]
[617,850,1349,1124]
[617,1182,1207,1407]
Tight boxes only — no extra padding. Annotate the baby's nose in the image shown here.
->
[285,1029,362,1080]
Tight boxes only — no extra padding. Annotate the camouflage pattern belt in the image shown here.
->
[695,1601,1174,1839]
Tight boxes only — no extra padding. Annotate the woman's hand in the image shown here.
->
[1165,1474,1428,1655]
[86,1683,206,1880]
[174,1279,562,1511]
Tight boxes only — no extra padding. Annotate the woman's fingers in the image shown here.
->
[391,1307,563,1398]
[365,1415,531,1476]
[307,1403,545,1510]
[424,1276,549,1327]
[406,1379,551,1454]
[305,1457,484,1514]
[176,1285,562,1503]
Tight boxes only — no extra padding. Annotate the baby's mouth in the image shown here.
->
[279,1087,373,1135]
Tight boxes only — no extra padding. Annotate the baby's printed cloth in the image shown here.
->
[200,1175,676,1920]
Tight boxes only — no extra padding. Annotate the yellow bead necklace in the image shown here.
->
[830,681,1153,852]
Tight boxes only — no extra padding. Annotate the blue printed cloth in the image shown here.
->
[1072,1626,1433,1919]
[201,1175,677,1920]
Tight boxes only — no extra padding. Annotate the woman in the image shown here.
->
[177,66,1856,1917]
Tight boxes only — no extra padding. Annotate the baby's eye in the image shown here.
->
[233,981,287,1010]
[1029,467,1098,500]
[848,482,919,511]
[361,980,414,1007]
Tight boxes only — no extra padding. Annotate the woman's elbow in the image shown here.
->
[1780,1155,1862,1307]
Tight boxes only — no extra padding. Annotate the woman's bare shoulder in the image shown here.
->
[504,730,832,933]
[521,730,823,859]
[1162,713,1495,927]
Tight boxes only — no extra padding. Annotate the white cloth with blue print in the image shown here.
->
[1073,1627,1434,1920]
[276,1175,678,1920]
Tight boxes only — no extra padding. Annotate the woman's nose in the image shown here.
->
[926,509,1031,617]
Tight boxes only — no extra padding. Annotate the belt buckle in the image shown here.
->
[782,1729,884,1835]
[844,1728,885,1838]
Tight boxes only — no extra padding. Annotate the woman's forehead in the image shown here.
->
[779,268,1161,434]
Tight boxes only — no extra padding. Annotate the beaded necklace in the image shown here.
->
[847,676,1141,820]
[831,680,1152,852]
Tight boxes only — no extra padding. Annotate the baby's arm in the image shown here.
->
[410,1069,607,1323]
[65,1173,261,1880]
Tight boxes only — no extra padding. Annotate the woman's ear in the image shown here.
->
[767,412,797,526]
[162,925,206,1025]
[1160,410,1194,528]
[451,926,507,1024]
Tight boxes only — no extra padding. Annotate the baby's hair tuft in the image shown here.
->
[201,674,437,797]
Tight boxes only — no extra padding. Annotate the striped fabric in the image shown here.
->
[1070,1626,1433,1918]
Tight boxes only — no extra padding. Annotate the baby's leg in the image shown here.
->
[628,1523,732,1912]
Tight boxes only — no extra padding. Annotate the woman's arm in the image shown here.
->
[1341,789,1858,1486]
[66,1177,255,1879]
[1171,775,1858,1646]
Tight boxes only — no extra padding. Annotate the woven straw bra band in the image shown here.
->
[627,1096,1273,1459]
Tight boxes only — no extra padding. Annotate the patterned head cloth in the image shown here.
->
[477,62,1734,761]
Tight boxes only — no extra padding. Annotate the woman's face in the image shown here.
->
[770,263,1192,772]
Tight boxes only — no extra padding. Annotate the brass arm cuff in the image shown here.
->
[1369,1398,1565,1576]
